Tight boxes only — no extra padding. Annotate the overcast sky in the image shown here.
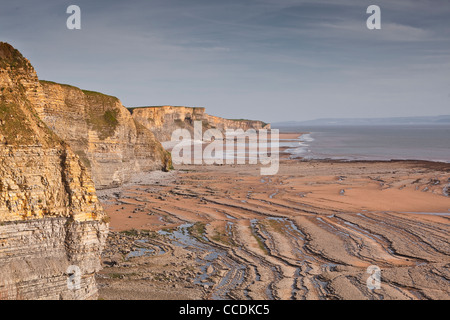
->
[1,0,449,122]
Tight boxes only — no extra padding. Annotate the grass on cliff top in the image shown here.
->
[127,106,205,113]
[0,42,32,70]
[40,81,120,102]
[82,89,119,101]
[39,80,80,90]
[228,118,269,127]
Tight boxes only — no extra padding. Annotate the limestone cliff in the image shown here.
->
[129,106,270,142]
[0,42,108,299]
[36,82,171,190]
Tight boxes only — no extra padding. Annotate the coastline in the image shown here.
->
[279,132,308,159]
[96,156,450,300]
[280,129,450,164]
[277,127,450,164]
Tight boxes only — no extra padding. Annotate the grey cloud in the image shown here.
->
[0,0,449,122]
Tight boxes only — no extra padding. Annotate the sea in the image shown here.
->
[277,125,450,163]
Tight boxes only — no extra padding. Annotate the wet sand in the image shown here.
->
[96,158,450,300]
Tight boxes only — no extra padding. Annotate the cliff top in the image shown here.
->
[0,42,269,135]
[128,105,269,127]
[39,80,119,101]
[0,43,62,146]
[228,118,269,127]
[127,105,205,112]
[39,80,80,90]
[0,42,32,70]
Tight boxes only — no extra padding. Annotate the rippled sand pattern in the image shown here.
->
[97,160,450,300]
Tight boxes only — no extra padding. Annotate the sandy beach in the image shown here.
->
[95,137,450,300]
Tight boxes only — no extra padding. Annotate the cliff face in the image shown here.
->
[204,114,270,133]
[0,42,108,299]
[0,42,268,299]
[36,82,171,190]
[130,106,270,142]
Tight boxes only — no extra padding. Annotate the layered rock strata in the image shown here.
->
[36,82,171,190]
[0,42,108,300]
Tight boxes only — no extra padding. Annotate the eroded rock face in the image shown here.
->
[0,218,108,300]
[0,42,108,300]
[36,81,171,190]
[130,106,270,142]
